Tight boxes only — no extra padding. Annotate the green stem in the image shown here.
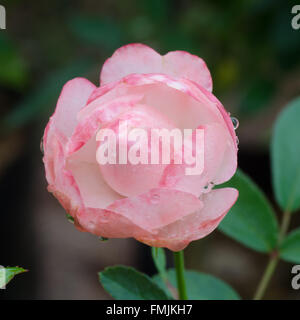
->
[253,208,291,300]
[278,209,291,244]
[253,254,279,300]
[173,251,188,300]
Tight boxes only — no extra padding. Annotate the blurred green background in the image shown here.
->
[0,0,299,299]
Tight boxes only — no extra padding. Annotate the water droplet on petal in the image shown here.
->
[150,194,160,204]
[100,217,109,223]
[230,117,239,130]
[40,137,44,154]
[203,184,213,193]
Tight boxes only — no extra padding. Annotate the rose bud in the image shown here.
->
[42,44,238,251]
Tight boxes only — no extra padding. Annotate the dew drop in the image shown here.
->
[203,184,213,193]
[100,217,109,223]
[40,137,44,154]
[150,194,160,204]
[230,117,239,130]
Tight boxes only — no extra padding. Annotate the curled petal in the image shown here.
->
[77,73,235,146]
[66,137,123,209]
[100,43,212,91]
[48,77,96,140]
[97,104,175,197]
[68,94,144,154]
[160,123,235,196]
[75,207,151,239]
[43,131,82,217]
[107,188,203,232]
[163,50,212,91]
[100,44,162,85]
[137,188,238,251]
[42,78,96,216]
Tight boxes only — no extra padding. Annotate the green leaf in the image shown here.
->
[151,247,167,280]
[153,269,240,300]
[68,15,124,50]
[219,169,279,252]
[3,59,93,130]
[271,97,300,213]
[99,265,170,300]
[280,228,300,264]
[0,34,29,89]
[0,267,27,289]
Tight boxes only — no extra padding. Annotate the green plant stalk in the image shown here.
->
[278,209,291,244]
[173,251,188,300]
[253,254,279,300]
[253,208,291,300]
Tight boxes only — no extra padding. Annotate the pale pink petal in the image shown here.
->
[100,44,212,91]
[67,94,144,154]
[83,74,237,189]
[124,74,238,184]
[163,51,212,91]
[137,188,238,251]
[42,78,97,216]
[43,130,82,217]
[86,81,117,104]
[97,104,175,197]
[50,77,96,139]
[107,188,203,232]
[75,207,151,239]
[66,137,123,209]
[78,80,127,122]
[160,123,229,196]
[100,44,162,85]
[78,74,231,136]
[123,74,226,131]
[193,82,238,149]
[214,135,237,184]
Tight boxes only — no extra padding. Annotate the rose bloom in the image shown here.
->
[42,44,238,251]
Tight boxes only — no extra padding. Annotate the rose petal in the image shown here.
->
[68,94,144,154]
[49,77,96,139]
[137,188,238,251]
[97,104,175,197]
[66,137,123,209]
[43,130,82,216]
[107,188,203,232]
[100,43,162,85]
[75,207,151,239]
[163,50,212,91]
[193,82,238,150]
[78,74,231,136]
[100,43,212,91]
[123,74,226,131]
[160,122,235,196]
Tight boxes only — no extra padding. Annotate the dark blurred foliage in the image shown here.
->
[0,0,299,299]
[1,0,299,130]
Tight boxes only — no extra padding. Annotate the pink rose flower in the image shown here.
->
[42,44,238,251]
